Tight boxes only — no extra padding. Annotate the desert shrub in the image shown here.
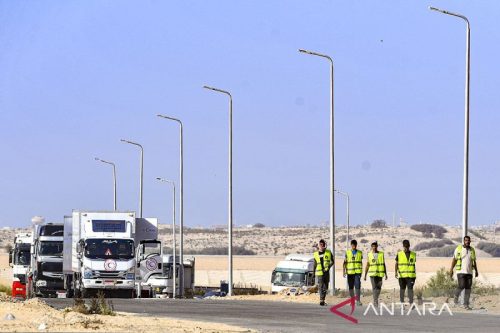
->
[185,228,226,234]
[476,242,500,257]
[96,291,115,315]
[423,267,456,297]
[495,227,500,233]
[468,229,486,240]
[414,239,453,251]
[428,245,456,257]
[0,283,12,295]
[337,235,347,242]
[371,220,387,229]
[356,232,366,237]
[72,298,89,314]
[253,223,265,228]
[360,239,368,244]
[411,224,447,238]
[422,232,433,238]
[187,246,256,255]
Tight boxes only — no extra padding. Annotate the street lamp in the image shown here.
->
[335,190,349,250]
[157,114,184,296]
[203,85,233,296]
[429,6,470,239]
[94,157,117,211]
[120,139,144,218]
[156,177,177,298]
[299,48,336,295]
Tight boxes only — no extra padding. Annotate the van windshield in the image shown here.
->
[13,247,31,265]
[39,241,63,256]
[84,239,134,260]
[272,270,306,287]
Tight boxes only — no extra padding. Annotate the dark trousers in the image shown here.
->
[370,276,383,305]
[317,273,329,302]
[398,277,416,303]
[455,273,473,306]
[347,274,361,301]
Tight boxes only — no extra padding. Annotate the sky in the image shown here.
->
[1,0,500,229]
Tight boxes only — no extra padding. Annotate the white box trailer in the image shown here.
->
[63,210,159,298]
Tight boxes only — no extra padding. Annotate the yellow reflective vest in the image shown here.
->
[345,249,363,275]
[454,245,476,271]
[368,251,385,277]
[314,249,333,276]
[397,250,416,278]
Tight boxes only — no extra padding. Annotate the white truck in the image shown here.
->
[271,254,316,293]
[27,222,65,297]
[63,210,158,298]
[9,233,33,299]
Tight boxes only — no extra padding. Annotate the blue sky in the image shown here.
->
[1,1,499,228]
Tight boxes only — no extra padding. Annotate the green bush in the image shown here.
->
[0,283,12,295]
[423,267,456,297]
[476,242,500,257]
[468,229,486,240]
[414,239,453,251]
[411,224,447,238]
[428,245,456,257]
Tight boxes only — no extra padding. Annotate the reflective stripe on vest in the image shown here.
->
[368,251,385,277]
[397,251,416,278]
[314,249,332,276]
[345,249,363,275]
[454,245,476,271]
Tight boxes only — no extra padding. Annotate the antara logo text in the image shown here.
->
[330,297,453,324]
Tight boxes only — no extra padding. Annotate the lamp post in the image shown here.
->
[299,49,335,295]
[335,190,349,250]
[429,6,470,239]
[203,85,233,296]
[120,139,144,217]
[156,177,177,298]
[94,157,117,211]
[157,114,184,296]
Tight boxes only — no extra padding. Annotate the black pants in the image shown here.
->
[398,277,416,303]
[370,276,383,306]
[317,273,329,302]
[455,273,473,306]
[347,274,361,301]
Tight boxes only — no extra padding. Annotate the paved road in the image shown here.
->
[45,298,500,333]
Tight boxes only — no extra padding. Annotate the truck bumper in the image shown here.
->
[12,281,26,299]
[83,279,135,289]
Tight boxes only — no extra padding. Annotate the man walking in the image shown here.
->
[343,239,363,306]
[364,241,387,307]
[395,240,416,305]
[313,239,333,306]
[450,236,479,310]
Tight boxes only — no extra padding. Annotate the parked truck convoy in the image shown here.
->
[27,222,65,297]
[9,233,33,299]
[271,254,315,293]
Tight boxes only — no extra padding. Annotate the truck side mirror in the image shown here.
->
[8,250,13,266]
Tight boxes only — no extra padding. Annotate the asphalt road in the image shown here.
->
[45,298,500,333]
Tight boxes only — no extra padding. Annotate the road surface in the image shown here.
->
[45,298,500,333]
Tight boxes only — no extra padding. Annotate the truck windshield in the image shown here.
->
[39,241,64,256]
[84,239,134,260]
[271,271,306,287]
[13,246,31,265]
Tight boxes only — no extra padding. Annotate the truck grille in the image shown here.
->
[95,271,126,278]
[40,262,63,273]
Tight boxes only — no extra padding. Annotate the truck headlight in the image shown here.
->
[84,268,93,279]
[36,280,47,287]
[126,267,135,280]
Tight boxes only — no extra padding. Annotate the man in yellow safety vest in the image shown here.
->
[450,236,479,310]
[313,239,333,306]
[364,241,387,307]
[343,239,363,306]
[395,239,416,304]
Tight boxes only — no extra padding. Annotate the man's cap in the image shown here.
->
[371,241,378,246]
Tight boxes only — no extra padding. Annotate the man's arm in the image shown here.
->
[473,259,478,278]
[343,259,347,277]
[364,261,370,281]
[383,262,388,280]
[394,259,399,279]
[449,257,457,278]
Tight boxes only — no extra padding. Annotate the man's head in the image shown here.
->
[318,239,326,251]
[371,241,378,251]
[351,239,358,250]
[463,235,471,247]
[403,239,410,251]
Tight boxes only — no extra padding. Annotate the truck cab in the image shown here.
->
[9,233,33,299]
[271,254,315,293]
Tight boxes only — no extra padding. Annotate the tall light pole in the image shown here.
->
[121,139,144,217]
[299,49,335,295]
[157,114,184,296]
[94,157,117,211]
[430,6,470,239]
[203,85,233,296]
[335,190,349,250]
[156,177,177,298]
